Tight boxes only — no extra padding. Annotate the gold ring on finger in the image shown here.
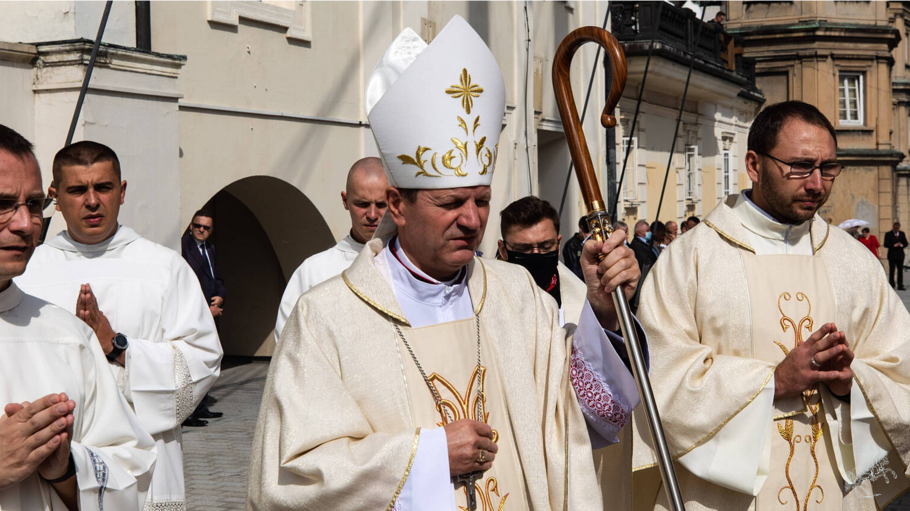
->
[476,449,487,464]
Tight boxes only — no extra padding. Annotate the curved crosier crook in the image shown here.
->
[552,27,627,208]
[552,26,686,511]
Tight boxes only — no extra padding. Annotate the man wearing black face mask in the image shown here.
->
[498,197,588,328]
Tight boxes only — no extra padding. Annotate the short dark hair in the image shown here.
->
[0,124,37,162]
[716,11,726,17]
[193,209,213,222]
[650,220,667,244]
[397,188,420,203]
[748,101,837,156]
[862,227,870,233]
[578,216,589,233]
[52,140,121,186]
[686,216,701,225]
[500,196,560,238]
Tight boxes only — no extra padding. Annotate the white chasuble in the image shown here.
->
[396,319,528,510]
[633,194,910,511]
[743,254,842,510]
[17,227,223,510]
[247,238,639,510]
[0,283,157,511]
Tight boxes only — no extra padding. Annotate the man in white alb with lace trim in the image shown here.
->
[18,141,223,511]
[249,16,646,510]
[274,157,388,341]
[0,124,156,511]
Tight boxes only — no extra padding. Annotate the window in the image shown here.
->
[838,73,864,125]
[620,137,639,201]
[685,146,699,199]
[722,149,733,195]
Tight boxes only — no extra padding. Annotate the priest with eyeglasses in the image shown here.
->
[631,101,910,510]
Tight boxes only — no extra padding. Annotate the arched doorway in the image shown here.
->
[195,176,335,357]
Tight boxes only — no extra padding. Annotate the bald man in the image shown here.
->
[274,157,388,340]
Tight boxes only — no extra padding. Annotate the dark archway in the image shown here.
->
[197,176,334,357]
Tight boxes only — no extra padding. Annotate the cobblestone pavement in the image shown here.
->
[182,280,910,510]
[183,357,269,510]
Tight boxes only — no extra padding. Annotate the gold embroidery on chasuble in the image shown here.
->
[394,318,527,511]
[742,254,843,511]
[398,69,499,178]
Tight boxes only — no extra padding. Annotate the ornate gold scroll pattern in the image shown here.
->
[446,68,484,114]
[398,69,498,178]
[458,478,510,511]
[430,367,509,510]
[774,292,824,511]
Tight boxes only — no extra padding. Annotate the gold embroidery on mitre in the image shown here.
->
[397,69,499,178]
[773,292,825,510]
[446,68,484,114]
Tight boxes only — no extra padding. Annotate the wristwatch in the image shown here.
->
[107,333,129,361]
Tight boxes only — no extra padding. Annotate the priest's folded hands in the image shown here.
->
[772,322,855,398]
[0,393,77,497]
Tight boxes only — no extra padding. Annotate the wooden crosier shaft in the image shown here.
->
[552,26,686,511]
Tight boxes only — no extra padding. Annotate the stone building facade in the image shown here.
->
[726,1,906,257]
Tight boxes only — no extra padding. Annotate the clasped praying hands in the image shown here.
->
[75,284,123,364]
[774,322,854,399]
[0,393,76,490]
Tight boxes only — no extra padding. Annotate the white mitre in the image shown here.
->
[366,14,506,208]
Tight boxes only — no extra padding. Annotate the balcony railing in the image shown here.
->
[611,2,758,89]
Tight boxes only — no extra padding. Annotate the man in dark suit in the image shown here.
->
[629,219,656,313]
[629,219,656,273]
[180,209,226,425]
[182,210,226,317]
[884,221,908,290]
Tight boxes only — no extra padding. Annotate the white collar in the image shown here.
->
[195,238,205,249]
[0,281,25,314]
[384,237,468,306]
[736,191,811,243]
[337,234,366,255]
[46,225,140,254]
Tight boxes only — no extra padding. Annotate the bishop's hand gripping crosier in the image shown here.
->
[552,26,686,511]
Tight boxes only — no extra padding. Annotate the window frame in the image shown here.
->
[838,72,864,126]
[620,136,639,202]
[685,145,699,200]
[207,1,312,42]
[722,149,733,196]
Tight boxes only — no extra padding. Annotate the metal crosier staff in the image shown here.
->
[552,27,685,511]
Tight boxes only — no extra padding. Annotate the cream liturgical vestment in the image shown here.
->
[633,194,910,511]
[274,234,364,341]
[248,236,645,510]
[0,282,156,511]
[17,227,223,511]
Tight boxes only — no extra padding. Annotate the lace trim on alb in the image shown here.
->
[173,345,195,424]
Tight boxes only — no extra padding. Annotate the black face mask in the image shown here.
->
[505,247,561,307]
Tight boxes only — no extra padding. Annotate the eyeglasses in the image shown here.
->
[759,152,843,180]
[503,239,558,254]
[192,223,212,232]
[0,197,54,223]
